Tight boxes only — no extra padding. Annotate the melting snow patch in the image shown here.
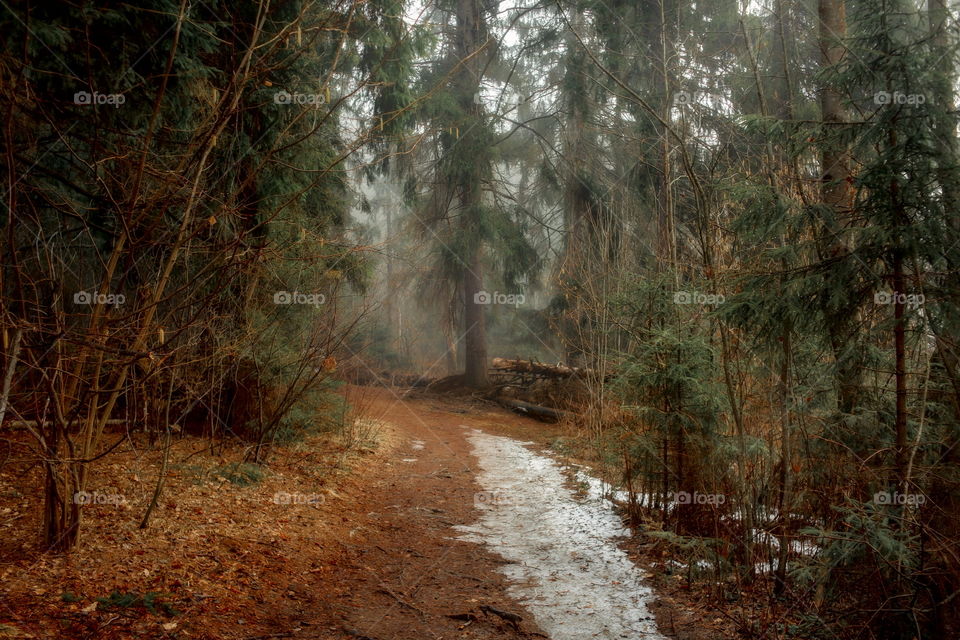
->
[456,431,667,640]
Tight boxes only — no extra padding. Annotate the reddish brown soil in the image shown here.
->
[298,386,556,640]
[1,384,732,640]
[0,386,558,640]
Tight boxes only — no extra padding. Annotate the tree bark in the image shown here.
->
[455,0,489,388]
[463,246,488,387]
[818,0,860,416]
[774,326,793,596]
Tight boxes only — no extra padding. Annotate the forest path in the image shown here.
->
[308,385,551,640]
[305,385,669,640]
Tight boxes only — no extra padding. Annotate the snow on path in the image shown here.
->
[455,429,667,640]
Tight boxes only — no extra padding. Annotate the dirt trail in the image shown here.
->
[0,385,552,640]
[309,386,560,640]
[2,384,680,640]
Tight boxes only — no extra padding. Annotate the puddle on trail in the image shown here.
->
[455,429,666,640]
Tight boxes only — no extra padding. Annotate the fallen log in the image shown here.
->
[494,397,572,423]
[490,357,612,382]
[491,357,577,378]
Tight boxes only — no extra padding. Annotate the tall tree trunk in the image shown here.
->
[891,179,908,486]
[818,0,860,416]
[463,244,488,386]
[455,0,489,388]
[657,0,677,278]
[558,21,592,368]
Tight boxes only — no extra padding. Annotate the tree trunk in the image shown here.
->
[818,0,860,416]
[42,422,81,553]
[774,326,793,596]
[818,0,849,220]
[892,235,908,485]
[463,245,488,387]
[42,470,80,553]
[454,0,489,388]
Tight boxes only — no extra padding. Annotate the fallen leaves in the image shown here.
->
[1,423,387,639]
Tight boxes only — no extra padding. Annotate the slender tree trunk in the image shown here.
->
[384,201,398,352]
[774,326,793,596]
[890,178,908,482]
[892,244,908,485]
[0,328,22,426]
[657,0,677,278]
[887,89,909,488]
[42,413,81,552]
[444,325,458,375]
